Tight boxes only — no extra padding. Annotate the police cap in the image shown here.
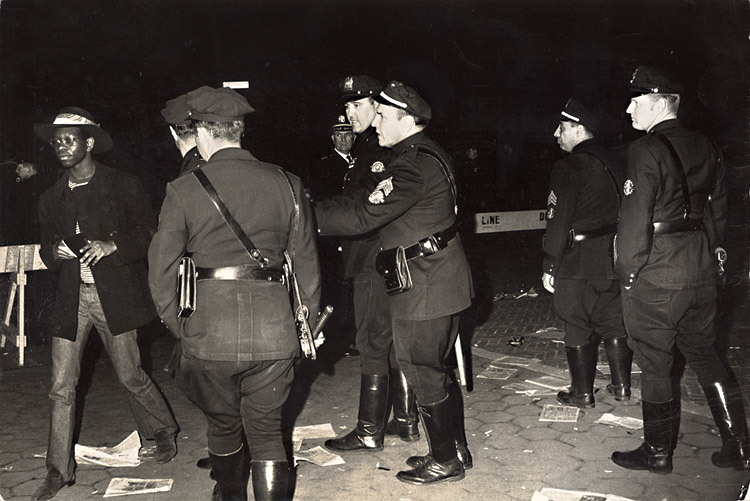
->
[339,75,382,102]
[560,98,600,133]
[161,86,213,125]
[331,115,353,133]
[186,87,255,122]
[373,81,432,121]
[629,66,683,95]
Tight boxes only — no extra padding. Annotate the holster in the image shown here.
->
[177,256,197,318]
[375,246,413,296]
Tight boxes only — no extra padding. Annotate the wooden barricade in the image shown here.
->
[0,244,47,366]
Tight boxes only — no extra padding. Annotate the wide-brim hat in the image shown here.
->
[34,107,113,153]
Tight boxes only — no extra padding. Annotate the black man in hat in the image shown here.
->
[33,107,178,500]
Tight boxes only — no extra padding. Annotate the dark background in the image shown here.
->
[0,1,749,340]
[1,0,748,205]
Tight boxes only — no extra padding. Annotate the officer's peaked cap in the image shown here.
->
[560,98,600,133]
[373,81,432,121]
[339,75,382,103]
[630,66,683,95]
[186,86,255,122]
[331,115,353,132]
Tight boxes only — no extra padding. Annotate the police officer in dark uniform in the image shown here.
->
[319,76,420,454]
[611,66,749,473]
[317,81,473,485]
[161,88,208,177]
[149,86,321,500]
[542,99,632,409]
[310,115,355,200]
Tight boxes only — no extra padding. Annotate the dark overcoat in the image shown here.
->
[38,162,157,339]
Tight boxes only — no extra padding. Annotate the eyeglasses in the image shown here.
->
[51,136,82,147]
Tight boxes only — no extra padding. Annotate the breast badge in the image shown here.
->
[370,161,385,173]
[547,207,555,220]
[623,179,634,196]
[368,176,394,204]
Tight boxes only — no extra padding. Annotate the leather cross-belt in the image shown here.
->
[196,264,285,284]
[403,226,457,260]
[571,222,618,243]
[653,219,703,234]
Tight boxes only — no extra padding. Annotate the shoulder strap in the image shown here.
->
[653,133,691,220]
[276,167,300,256]
[193,168,268,267]
[578,151,621,204]
[416,144,459,215]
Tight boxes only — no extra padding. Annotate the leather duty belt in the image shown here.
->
[653,219,703,234]
[403,226,457,260]
[570,223,618,243]
[196,264,285,284]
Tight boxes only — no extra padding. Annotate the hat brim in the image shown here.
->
[34,123,113,154]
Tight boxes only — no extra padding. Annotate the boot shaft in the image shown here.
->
[251,460,289,501]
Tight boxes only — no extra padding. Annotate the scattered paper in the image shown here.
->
[596,362,641,376]
[501,381,557,396]
[595,413,643,430]
[525,376,569,391]
[539,405,580,422]
[293,446,345,467]
[492,355,540,367]
[531,487,635,501]
[38,431,143,467]
[477,366,517,380]
[103,478,173,498]
[526,361,568,379]
[292,423,336,441]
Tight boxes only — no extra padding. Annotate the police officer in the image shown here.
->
[149,87,321,500]
[611,66,749,473]
[160,88,208,177]
[311,115,355,200]
[319,76,420,454]
[542,99,632,409]
[317,81,473,485]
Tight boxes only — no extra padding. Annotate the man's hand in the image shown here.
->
[542,273,555,293]
[80,240,117,267]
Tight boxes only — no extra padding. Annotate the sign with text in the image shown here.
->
[474,210,547,233]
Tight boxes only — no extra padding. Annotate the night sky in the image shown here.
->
[1,0,748,208]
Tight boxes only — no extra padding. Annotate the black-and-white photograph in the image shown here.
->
[1,1,749,500]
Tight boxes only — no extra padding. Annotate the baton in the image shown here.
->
[311,305,334,339]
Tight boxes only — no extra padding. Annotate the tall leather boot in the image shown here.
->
[324,374,388,452]
[604,337,633,401]
[397,395,465,485]
[611,400,679,474]
[406,372,472,469]
[250,460,289,501]
[703,380,750,470]
[557,344,598,409]
[384,368,420,442]
[209,447,249,501]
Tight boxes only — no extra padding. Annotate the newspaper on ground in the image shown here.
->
[596,362,642,376]
[526,361,569,379]
[539,405,580,422]
[40,431,142,467]
[531,487,635,501]
[292,423,336,442]
[595,413,643,430]
[501,381,558,396]
[525,375,570,391]
[477,366,518,380]
[293,445,345,467]
[103,478,173,498]
[491,355,540,367]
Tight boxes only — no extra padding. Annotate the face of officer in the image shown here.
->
[331,130,354,154]
[373,105,414,148]
[626,94,662,131]
[554,121,584,153]
[51,127,93,168]
[344,97,377,134]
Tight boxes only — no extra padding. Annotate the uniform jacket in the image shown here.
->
[148,147,321,361]
[615,119,727,289]
[317,131,473,320]
[178,146,203,177]
[310,150,350,200]
[316,127,392,278]
[38,163,157,339]
[543,139,623,280]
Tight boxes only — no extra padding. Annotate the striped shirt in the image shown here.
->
[68,178,95,284]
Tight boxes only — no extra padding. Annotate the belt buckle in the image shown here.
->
[421,236,440,255]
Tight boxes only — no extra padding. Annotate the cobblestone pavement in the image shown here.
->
[1,234,749,500]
